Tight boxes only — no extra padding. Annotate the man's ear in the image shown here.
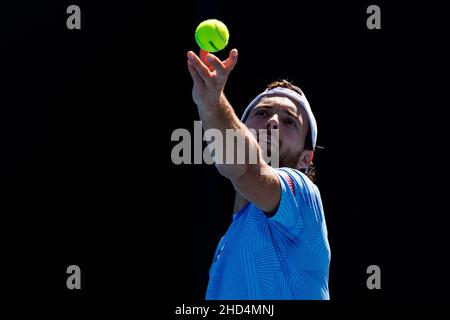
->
[298,150,314,169]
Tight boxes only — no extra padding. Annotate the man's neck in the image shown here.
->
[233,192,249,214]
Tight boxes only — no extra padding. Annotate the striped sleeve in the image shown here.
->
[267,167,315,240]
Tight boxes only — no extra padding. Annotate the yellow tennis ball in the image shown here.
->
[195,19,229,53]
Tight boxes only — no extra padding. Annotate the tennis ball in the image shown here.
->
[195,19,229,53]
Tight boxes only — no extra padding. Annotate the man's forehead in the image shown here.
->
[255,95,302,116]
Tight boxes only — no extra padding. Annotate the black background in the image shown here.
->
[1,0,448,303]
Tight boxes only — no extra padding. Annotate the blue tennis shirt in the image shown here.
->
[205,167,331,300]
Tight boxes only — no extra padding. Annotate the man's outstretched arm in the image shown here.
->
[186,49,281,214]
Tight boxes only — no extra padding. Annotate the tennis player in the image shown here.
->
[187,48,331,299]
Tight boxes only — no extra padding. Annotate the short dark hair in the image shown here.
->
[266,79,317,182]
[267,79,304,95]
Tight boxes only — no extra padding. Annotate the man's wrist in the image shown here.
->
[197,92,225,111]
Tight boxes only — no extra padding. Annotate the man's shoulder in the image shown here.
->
[273,167,317,190]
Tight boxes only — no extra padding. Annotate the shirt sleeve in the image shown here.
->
[267,167,320,240]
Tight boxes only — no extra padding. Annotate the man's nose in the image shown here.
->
[266,114,279,130]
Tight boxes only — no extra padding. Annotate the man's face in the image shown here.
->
[244,95,311,169]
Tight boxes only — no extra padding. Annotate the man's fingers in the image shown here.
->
[224,49,238,72]
[200,49,214,72]
[187,49,238,88]
[187,51,213,84]
[187,60,205,89]
[205,54,226,75]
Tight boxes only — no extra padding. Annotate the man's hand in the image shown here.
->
[187,49,238,110]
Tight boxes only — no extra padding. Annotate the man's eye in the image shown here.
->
[285,119,296,127]
[255,110,268,117]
